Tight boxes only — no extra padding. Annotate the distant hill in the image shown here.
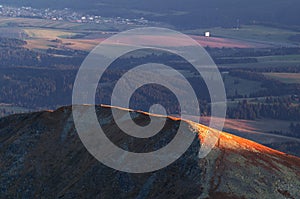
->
[0,0,300,29]
[0,105,300,198]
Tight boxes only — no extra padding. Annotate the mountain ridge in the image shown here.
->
[0,105,300,198]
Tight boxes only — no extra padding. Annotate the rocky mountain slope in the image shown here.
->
[0,105,300,198]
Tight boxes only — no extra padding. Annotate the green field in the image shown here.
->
[24,28,77,39]
[219,54,300,69]
[187,25,300,46]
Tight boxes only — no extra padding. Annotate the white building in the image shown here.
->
[204,31,210,37]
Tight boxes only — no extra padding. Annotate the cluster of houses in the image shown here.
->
[0,5,150,26]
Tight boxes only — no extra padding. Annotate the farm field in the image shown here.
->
[0,17,82,29]
[186,25,300,47]
[22,28,268,51]
[220,54,300,69]
[263,72,300,84]
[24,28,77,39]
[3,17,296,52]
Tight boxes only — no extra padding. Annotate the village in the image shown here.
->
[0,4,151,26]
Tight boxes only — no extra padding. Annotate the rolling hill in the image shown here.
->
[0,0,300,29]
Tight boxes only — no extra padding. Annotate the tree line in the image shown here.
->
[227,97,300,121]
[229,70,300,97]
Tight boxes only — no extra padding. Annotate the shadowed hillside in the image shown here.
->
[0,105,299,198]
